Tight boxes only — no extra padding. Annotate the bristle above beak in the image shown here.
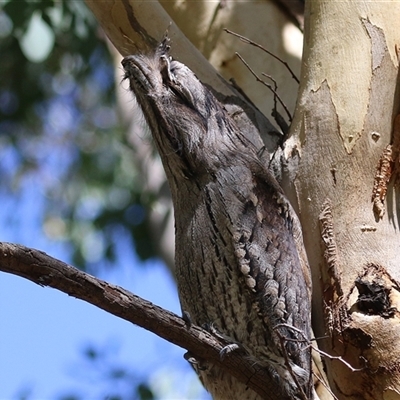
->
[159,32,171,56]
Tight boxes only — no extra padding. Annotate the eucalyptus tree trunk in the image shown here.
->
[282,2,400,398]
[86,0,400,398]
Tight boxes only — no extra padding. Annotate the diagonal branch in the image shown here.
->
[0,242,285,400]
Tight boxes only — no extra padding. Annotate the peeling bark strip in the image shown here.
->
[371,114,400,219]
[122,37,313,399]
[372,144,393,218]
[318,199,348,340]
[362,19,387,72]
[318,199,342,298]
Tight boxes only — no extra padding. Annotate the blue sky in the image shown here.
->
[0,181,209,399]
[0,10,211,397]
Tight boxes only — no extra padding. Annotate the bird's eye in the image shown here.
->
[169,60,180,75]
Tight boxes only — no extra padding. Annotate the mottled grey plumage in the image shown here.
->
[122,37,313,399]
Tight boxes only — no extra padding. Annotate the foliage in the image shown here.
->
[0,0,157,271]
[58,342,155,400]
[1,0,170,397]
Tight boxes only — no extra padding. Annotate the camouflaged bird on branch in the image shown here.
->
[122,36,314,400]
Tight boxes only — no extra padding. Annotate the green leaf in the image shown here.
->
[136,384,155,400]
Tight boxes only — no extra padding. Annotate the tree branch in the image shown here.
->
[0,242,285,400]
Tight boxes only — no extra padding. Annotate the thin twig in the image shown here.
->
[262,72,278,110]
[274,324,313,400]
[276,330,309,400]
[275,324,365,372]
[274,324,339,400]
[262,72,290,135]
[275,324,309,339]
[225,29,299,84]
[236,52,292,124]
[312,364,339,400]
[313,347,365,373]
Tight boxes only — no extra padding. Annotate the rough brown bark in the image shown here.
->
[0,242,280,400]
